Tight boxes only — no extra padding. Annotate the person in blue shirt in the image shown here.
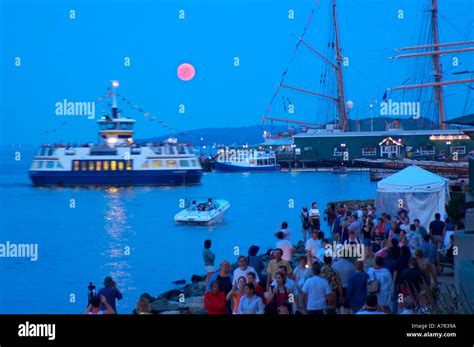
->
[419,234,439,270]
[98,276,122,313]
[345,261,369,313]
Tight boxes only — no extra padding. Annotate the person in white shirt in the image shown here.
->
[354,205,364,220]
[233,256,259,285]
[301,263,332,314]
[276,221,292,241]
[275,231,294,262]
[367,256,393,309]
[293,256,311,313]
[305,230,322,266]
[316,238,333,263]
[309,202,321,231]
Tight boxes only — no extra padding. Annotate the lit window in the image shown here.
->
[142,161,149,168]
[450,146,466,155]
[89,161,95,171]
[81,161,87,171]
[103,161,109,171]
[73,161,79,171]
[152,160,162,168]
[126,160,132,170]
[362,147,377,156]
[118,161,124,170]
[111,161,117,171]
[96,161,102,171]
[167,160,177,168]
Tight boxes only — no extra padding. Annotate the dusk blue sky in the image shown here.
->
[0,0,472,145]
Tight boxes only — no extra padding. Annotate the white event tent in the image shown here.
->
[375,165,449,229]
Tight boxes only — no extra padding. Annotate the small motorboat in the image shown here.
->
[174,197,230,225]
[332,165,347,174]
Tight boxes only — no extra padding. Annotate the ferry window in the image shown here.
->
[118,161,125,170]
[450,146,465,155]
[191,159,199,167]
[96,161,102,171]
[103,161,110,171]
[154,147,162,155]
[111,161,117,171]
[89,161,95,171]
[46,161,55,169]
[142,161,149,168]
[56,161,64,169]
[47,148,55,156]
[120,123,133,130]
[177,147,186,154]
[152,160,162,168]
[81,161,87,171]
[362,147,376,156]
[167,160,177,168]
[169,147,177,155]
[38,161,44,168]
[73,161,79,171]
[419,146,435,155]
[32,161,39,169]
[180,160,190,167]
[126,160,132,170]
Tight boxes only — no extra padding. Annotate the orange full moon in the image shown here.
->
[177,63,196,81]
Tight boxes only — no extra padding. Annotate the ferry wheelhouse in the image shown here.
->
[29,83,202,186]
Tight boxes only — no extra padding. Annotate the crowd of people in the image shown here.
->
[83,202,457,315]
[202,202,457,315]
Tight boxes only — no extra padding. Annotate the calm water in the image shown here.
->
[0,146,377,313]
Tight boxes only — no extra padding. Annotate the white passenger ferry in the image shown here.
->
[29,82,203,186]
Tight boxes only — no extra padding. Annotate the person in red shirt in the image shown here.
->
[246,271,266,305]
[204,281,227,314]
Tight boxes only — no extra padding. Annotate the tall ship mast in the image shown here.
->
[29,82,203,186]
[388,0,474,130]
[260,0,473,169]
[262,0,349,132]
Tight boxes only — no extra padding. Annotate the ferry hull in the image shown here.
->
[214,161,280,172]
[29,170,203,186]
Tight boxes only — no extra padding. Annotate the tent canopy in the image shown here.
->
[377,165,448,192]
[375,165,449,227]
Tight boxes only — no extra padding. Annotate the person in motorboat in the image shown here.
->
[207,198,215,210]
[189,200,198,211]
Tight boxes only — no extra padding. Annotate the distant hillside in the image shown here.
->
[141,117,440,145]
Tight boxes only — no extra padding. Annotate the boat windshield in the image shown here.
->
[186,198,217,211]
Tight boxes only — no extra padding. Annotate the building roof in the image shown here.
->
[444,114,474,126]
